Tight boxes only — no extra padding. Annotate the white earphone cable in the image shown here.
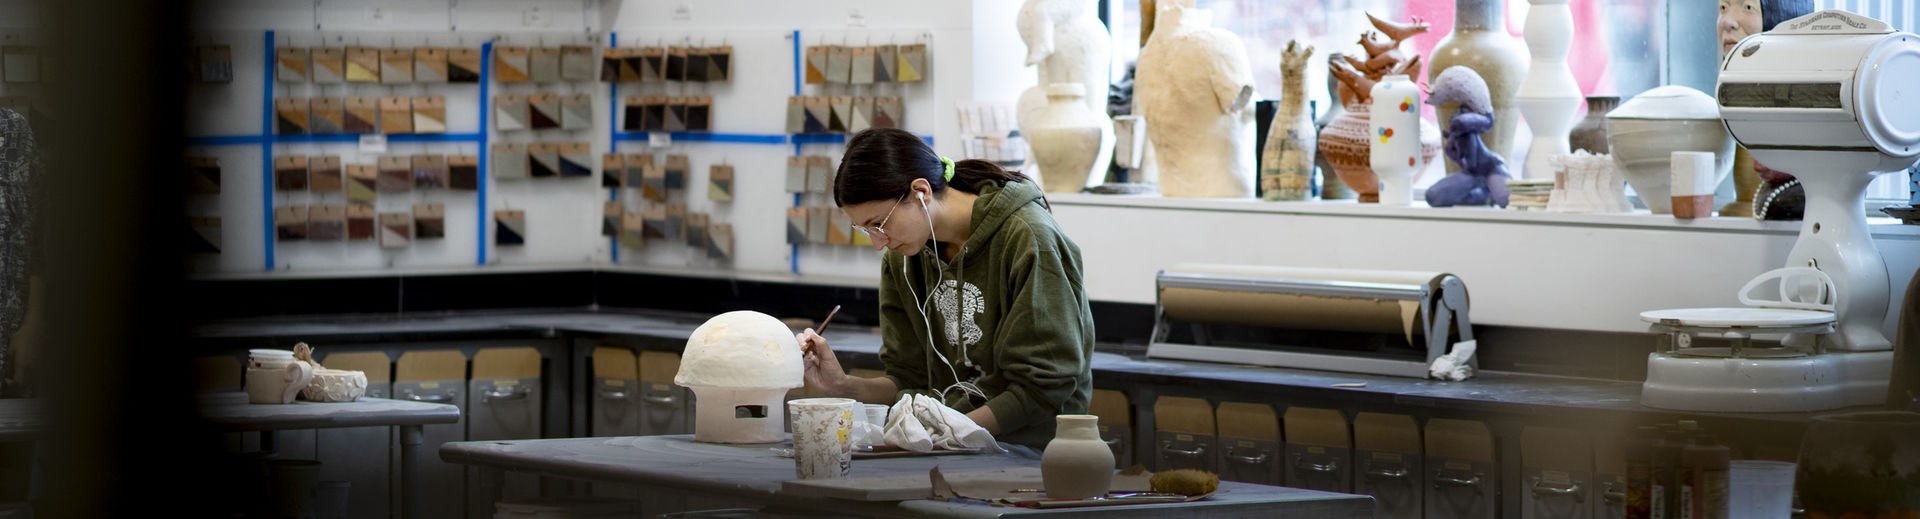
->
[900,191,985,404]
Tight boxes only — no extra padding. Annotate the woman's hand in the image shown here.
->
[797,328,849,397]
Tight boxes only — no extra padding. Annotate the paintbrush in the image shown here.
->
[817,304,840,335]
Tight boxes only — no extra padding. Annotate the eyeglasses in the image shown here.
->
[852,193,909,244]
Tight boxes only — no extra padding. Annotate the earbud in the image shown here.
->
[917,191,926,202]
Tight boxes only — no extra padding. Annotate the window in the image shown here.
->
[1108,0,1913,205]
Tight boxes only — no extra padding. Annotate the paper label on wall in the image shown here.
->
[649,131,671,148]
[420,382,439,389]
[359,133,387,153]
[1176,434,1192,442]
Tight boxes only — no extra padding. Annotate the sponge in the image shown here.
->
[1149,469,1219,496]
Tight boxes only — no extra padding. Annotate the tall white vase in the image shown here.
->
[1515,0,1583,180]
[1030,83,1113,193]
[1370,75,1423,206]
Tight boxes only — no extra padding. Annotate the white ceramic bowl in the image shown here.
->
[1606,86,1734,214]
[1605,118,1734,214]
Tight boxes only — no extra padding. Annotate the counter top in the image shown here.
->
[193,308,1856,425]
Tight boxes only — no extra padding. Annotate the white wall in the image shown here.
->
[185,0,1032,279]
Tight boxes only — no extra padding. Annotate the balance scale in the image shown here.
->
[1640,9,1920,412]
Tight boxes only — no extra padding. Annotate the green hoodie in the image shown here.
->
[877,178,1095,449]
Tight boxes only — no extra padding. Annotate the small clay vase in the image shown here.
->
[1569,96,1616,155]
[1320,103,1380,202]
[1030,83,1111,194]
[1042,415,1114,499]
[1796,411,1920,519]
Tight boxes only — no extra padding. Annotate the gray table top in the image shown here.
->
[197,393,460,432]
[0,399,43,442]
[439,434,1373,518]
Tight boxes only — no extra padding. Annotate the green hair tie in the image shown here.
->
[940,156,955,182]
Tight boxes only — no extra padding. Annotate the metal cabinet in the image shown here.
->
[315,351,393,519]
[395,350,469,519]
[1151,396,1215,473]
[1090,389,1132,469]
[1284,407,1352,493]
[1216,402,1281,485]
[467,347,544,519]
[1523,426,1594,519]
[589,347,643,437]
[1355,412,1423,519]
[1426,418,1498,519]
[638,351,690,435]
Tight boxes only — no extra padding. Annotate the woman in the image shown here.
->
[796,128,1095,449]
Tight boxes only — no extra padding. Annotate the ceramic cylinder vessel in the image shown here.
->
[1261,43,1316,201]
[789,397,857,480]
[1042,415,1115,499]
[1430,0,1529,173]
[1796,411,1920,519]
[1031,83,1112,194]
[1370,75,1424,206]
[246,361,315,405]
[1515,0,1582,180]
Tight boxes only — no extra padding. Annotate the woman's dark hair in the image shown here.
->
[832,128,1036,207]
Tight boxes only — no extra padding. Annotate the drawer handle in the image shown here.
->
[1161,444,1206,458]
[643,394,678,405]
[598,390,629,400]
[1364,467,1410,480]
[1228,452,1269,465]
[405,393,453,404]
[1294,456,1338,473]
[482,388,529,403]
[1531,480,1584,503]
[1601,481,1625,504]
[1435,474,1483,488]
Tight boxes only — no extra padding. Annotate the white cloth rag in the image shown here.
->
[1428,339,1478,381]
[883,394,1005,453]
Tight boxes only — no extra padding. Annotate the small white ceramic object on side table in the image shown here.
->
[1515,0,1583,180]
[302,369,369,402]
[1369,75,1424,207]
[1041,414,1115,499]
[1605,86,1734,214]
[1545,151,1632,214]
[789,397,857,480]
[246,361,316,404]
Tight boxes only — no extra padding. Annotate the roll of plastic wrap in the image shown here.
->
[1159,265,1454,345]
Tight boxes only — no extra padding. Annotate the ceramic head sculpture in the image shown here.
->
[1135,3,1257,198]
[1016,0,1113,190]
[1423,66,1511,207]
[678,310,805,443]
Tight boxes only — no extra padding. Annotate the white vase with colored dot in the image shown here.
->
[1369,75,1423,207]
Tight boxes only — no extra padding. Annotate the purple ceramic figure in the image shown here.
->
[1424,66,1510,207]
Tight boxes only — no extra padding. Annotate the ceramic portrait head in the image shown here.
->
[1720,0,1815,58]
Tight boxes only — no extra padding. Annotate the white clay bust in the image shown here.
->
[1016,0,1113,187]
[675,311,804,390]
[1135,3,1258,198]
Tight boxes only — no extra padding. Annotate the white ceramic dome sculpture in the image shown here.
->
[677,311,806,443]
